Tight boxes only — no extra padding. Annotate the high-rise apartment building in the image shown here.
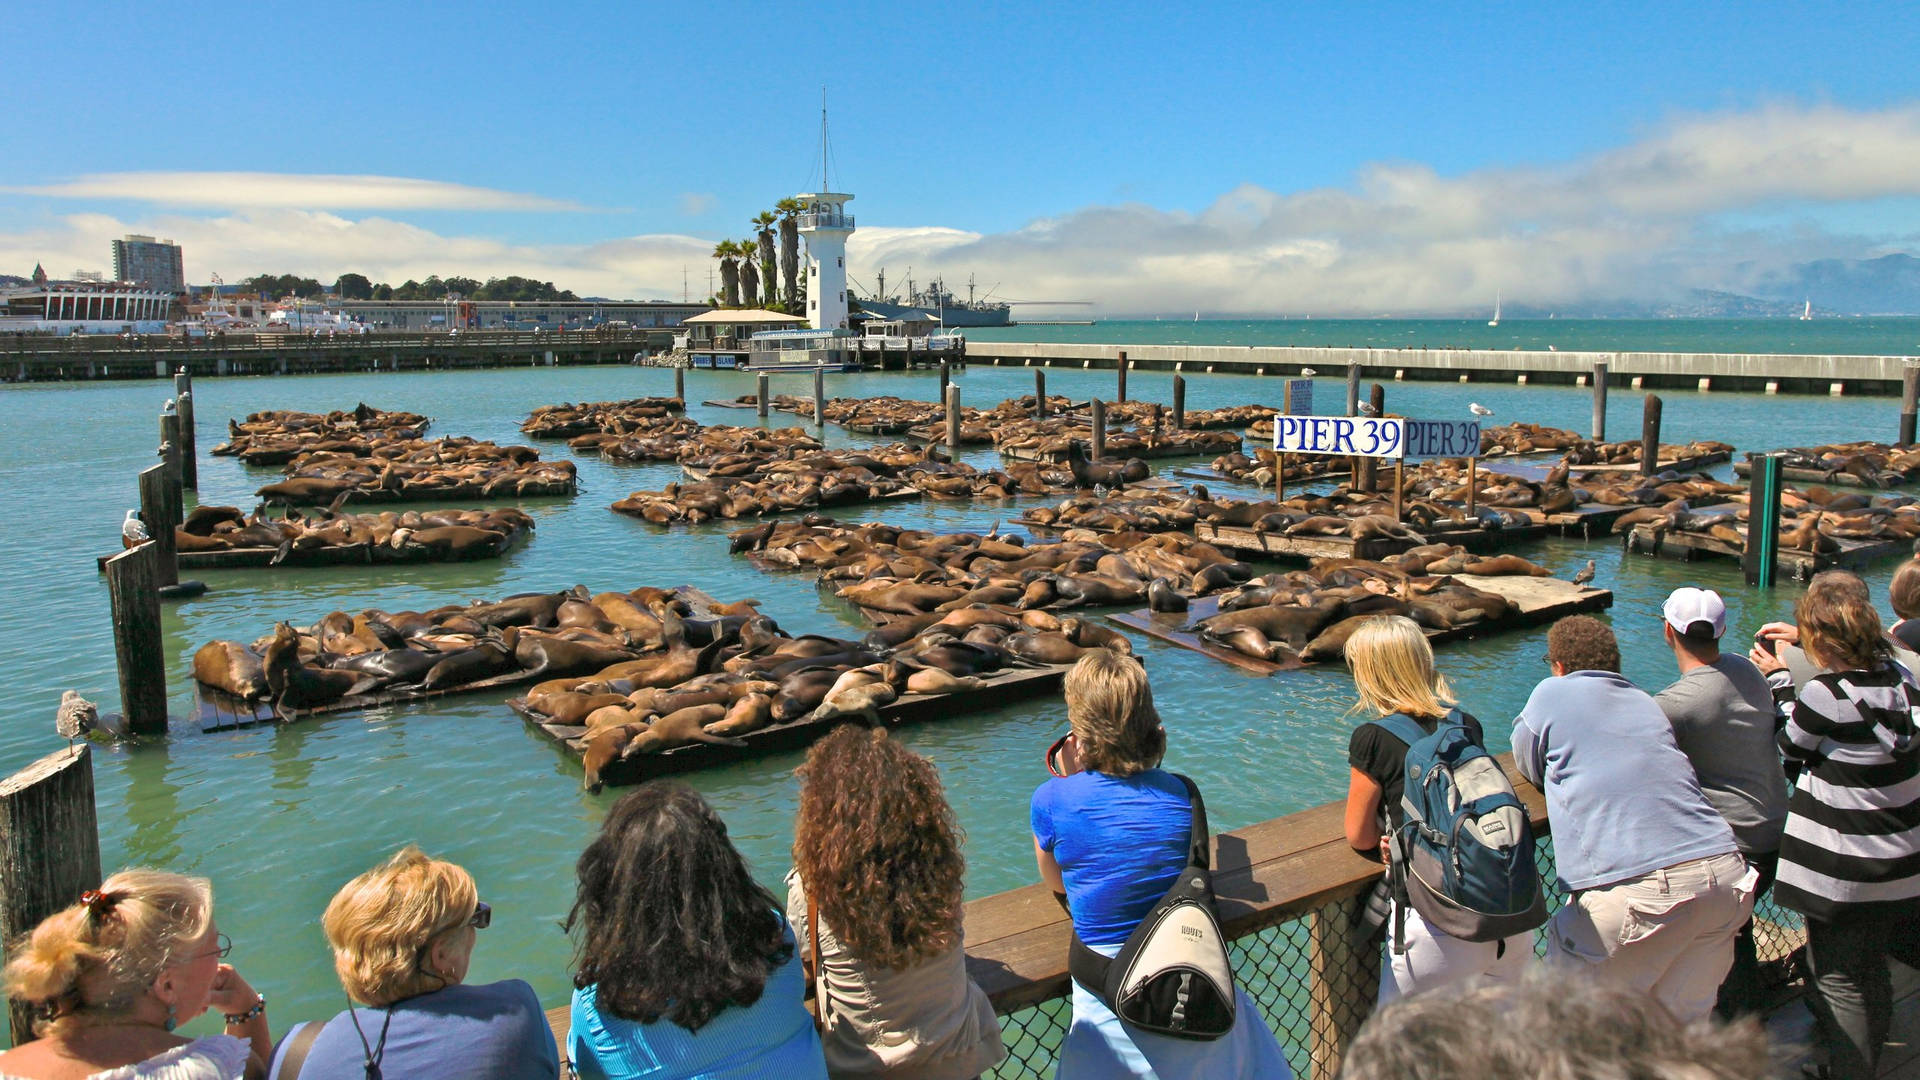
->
[111,235,185,293]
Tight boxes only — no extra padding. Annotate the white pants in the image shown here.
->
[1378,901,1533,1004]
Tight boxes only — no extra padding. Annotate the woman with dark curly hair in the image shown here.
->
[788,726,1005,1079]
[566,782,827,1080]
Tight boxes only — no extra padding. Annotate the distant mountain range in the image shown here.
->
[1743,253,1920,315]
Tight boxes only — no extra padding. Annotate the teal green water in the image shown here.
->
[0,329,1911,1035]
[970,316,1920,357]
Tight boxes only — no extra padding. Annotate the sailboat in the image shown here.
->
[1800,299,1812,321]
[1194,311,1200,322]
[1487,291,1501,327]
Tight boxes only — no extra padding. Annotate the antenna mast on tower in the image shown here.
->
[820,88,831,191]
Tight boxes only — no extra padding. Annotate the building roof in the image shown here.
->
[682,309,807,325]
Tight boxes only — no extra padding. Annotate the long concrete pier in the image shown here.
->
[965,340,1920,395]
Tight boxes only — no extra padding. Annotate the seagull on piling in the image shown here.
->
[1299,368,1318,377]
[1358,402,1379,416]
[122,509,149,547]
[56,691,97,756]
[1469,403,1495,417]
[1571,559,1597,587]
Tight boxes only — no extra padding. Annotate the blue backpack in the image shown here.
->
[1372,710,1546,952]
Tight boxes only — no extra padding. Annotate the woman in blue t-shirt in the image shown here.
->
[1031,649,1294,1079]
[566,782,827,1080]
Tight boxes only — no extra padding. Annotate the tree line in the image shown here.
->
[236,273,578,302]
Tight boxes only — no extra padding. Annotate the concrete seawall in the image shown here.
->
[964,341,1919,395]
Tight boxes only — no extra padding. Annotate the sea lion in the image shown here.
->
[902,667,982,695]
[1346,515,1423,542]
[1060,617,1134,655]
[1459,554,1550,577]
[326,647,440,691]
[1299,615,1377,662]
[623,704,742,755]
[513,633,639,680]
[581,703,640,733]
[582,722,646,792]
[262,622,366,714]
[421,640,515,691]
[705,693,775,736]
[810,682,899,722]
[1004,632,1090,665]
[192,641,268,700]
[771,668,845,722]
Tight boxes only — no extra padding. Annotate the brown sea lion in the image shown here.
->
[1346,515,1424,542]
[582,722,646,792]
[262,622,366,714]
[902,667,982,695]
[513,633,639,680]
[192,641,268,700]
[706,693,775,736]
[1004,632,1090,665]
[623,704,742,754]
[1300,615,1377,662]
[421,640,515,690]
[1459,554,1551,577]
[771,668,845,722]
[581,703,640,733]
[810,682,899,722]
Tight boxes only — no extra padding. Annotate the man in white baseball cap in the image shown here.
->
[1652,586,1786,1018]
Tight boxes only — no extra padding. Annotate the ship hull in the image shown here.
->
[854,298,1011,327]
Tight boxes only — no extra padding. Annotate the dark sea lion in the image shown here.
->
[182,505,247,536]
[192,641,268,700]
[512,633,639,680]
[1060,617,1133,655]
[1191,562,1251,595]
[1300,615,1377,662]
[1197,596,1344,651]
[401,525,506,559]
[327,647,440,690]
[771,668,844,722]
[262,623,366,713]
[1210,626,1281,662]
[422,640,515,690]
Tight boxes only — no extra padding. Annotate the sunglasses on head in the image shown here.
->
[1046,734,1072,778]
[469,901,491,930]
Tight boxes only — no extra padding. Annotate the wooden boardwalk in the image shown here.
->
[1194,519,1545,561]
[1625,505,1907,576]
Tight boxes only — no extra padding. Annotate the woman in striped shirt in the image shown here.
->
[1751,570,1920,1080]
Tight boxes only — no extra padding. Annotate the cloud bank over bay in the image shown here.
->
[4,104,1919,312]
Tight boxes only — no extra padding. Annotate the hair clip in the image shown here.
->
[78,890,113,916]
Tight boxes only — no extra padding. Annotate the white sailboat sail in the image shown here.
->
[1487,291,1501,327]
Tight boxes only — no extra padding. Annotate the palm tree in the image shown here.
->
[740,240,761,308]
[753,211,778,310]
[776,198,802,311]
[713,240,741,308]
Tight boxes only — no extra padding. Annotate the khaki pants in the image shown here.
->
[1548,851,1752,1023]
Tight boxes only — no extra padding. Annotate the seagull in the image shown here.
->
[1299,368,1318,377]
[1358,402,1379,416]
[1571,559,1596,587]
[56,691,96,756]
[1469,403,1495,417]
[122,509,149,547]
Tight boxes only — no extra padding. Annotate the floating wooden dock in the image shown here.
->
[1733,460,1920,489]
[1193,519,1544,561]
[510,663,1071,786]
[1000,441,1234,464]
[1625,507,1907,576]
[1109,574,1614,675]
[259,478,576,506]
[197,666,547,733]
[1560,450,1731,474]
[95,527,530,573]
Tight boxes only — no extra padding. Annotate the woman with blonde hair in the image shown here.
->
[1342,615,1532,1000]
[1751,571,1920,1080]
[1031,648,1291,1078]
[0,869,271,1079]
[266,846,555,1080]
[788,725,1004,1079]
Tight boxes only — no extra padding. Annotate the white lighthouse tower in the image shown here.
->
[797,105,853,330]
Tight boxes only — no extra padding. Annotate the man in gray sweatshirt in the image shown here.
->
[1511,615,1754,1024]
[1653,587,1788,1018]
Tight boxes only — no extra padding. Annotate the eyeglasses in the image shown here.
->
[469,901,491,930]
[175,933,232,966]
[1542,653,1556,668]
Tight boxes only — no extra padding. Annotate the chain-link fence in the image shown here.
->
[986,836,1804,1079]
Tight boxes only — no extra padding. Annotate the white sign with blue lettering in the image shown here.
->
[1284,379,1314,415]
[1401,420,1482,461]
[1272,415,1404,458]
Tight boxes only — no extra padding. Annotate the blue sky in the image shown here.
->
[4,1,1918,312]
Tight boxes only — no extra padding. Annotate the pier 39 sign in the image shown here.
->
[1273,416,1480,461]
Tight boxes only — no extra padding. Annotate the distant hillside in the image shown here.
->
[1746,253,1920,314]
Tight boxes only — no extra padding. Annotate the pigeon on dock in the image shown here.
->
[56,691,96,756]
[1469,403,1495,417]
[1571,559,1596,587]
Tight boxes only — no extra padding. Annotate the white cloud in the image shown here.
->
[677,192,716,217]
[5,104,1920,311]
[2,172,589,212]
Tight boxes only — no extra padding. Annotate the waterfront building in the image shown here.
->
[0,279,177,334]
[680,308,807,367]
[334,298,709,331]
[797,188,854,331]
[111,235,186,294]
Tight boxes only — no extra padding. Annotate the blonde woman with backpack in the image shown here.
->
[1343,616,1538,1002]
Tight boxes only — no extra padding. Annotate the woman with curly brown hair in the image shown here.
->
[566,782,827,1080]
[788,725,1005,1079]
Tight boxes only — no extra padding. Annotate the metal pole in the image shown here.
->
[1639,394,1663,478]
[1090,398,1106,463]
[1592,360,1610,442]
[1901,365,1919,445]
[1743,453,1785,588]
[756,373,770,418]
[1172,375,1186,430]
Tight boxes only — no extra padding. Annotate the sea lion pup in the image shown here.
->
[705,692,775,736]
[193,641,269,700]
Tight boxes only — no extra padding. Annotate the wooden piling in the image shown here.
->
[1345,364,1361,415]
[1744,453,1786,588]
[674,365,685,405]
[813,367,826,427]
[945,385,962,459]
[158,409,182,494]
[136,464,179,589]
[1592,360,1610,441]
[939,361,951,403]
[1901,366,1919,446]
[1172,375,1187,431]
[104,544,167,736]
[1358,385,1385,491]
[1034,371,1047,418]
[1116,351,1128,402]
[1090,398,1107,462]
[171,370,197,490]
[756,373,770,418]
[1466,457,1478,516]
[1639,394,1663,478]
[0,746,102,1045]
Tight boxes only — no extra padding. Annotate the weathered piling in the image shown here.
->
[1034,371,1047,418]
[1358,384,1385,491]
[674,365,685,405]
[756,373,770,418]
[1090,398,1107,462]
[1639,394,1663,478]
[1902,366,1919,445]
[0,746,102,1044]
[1172,375,1187,430]
[171,370,197,489]
[1592,361,1610,441]
[158,407,182,494]
[1345,364,1362,415]
[945,385,962,459]
[939,361,951,402]
[1744,453,1786,588]
[104,544,167,736]
[812,368,826,427]
[135,464,179,589]
[1116,351,1129,402]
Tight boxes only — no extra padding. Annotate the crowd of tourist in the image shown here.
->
[3,561,1918,1079]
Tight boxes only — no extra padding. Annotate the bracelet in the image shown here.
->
[223,994,265,1025]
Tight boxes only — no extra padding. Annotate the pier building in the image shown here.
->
[110,235,186,294]
[0,278,177,335]
[334,298,710,331]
